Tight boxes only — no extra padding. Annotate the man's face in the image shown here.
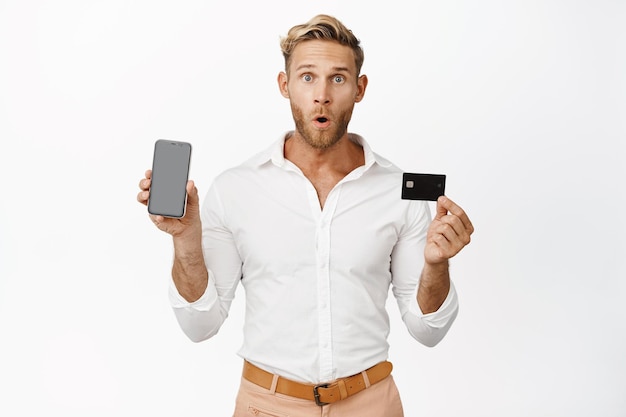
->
[278,40,367,150]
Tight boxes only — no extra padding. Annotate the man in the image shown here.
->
[137,14,473,416]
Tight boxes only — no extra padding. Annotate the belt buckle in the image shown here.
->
[313,383,329,406]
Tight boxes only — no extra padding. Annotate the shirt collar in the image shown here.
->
[248,131,393,170]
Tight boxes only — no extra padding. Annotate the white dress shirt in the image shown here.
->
[169,133,459,384]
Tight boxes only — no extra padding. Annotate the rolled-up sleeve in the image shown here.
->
[402,281,459,347]
[169,270,224,343]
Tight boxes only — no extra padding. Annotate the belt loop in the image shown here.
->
[361,370,371,388]
[269,374,279,394]
[337,379,348,400]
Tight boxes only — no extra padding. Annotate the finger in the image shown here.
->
[438,215,472,245]
[150,214,172,232]
[137,190,149,205]
[436,218,461,243]
[426,233,455,261]
[428,228,463,260]
[139,177,151,191]
[437,196,474,234]
[139,169,152,191]
[150,214,165,224]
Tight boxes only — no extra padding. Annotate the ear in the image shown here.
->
[277,71,289,98]
[355,74,368,103]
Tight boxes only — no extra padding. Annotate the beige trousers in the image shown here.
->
[232,374,404,417]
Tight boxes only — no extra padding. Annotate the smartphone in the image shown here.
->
[148,139,192,218]
[401,173,446,201]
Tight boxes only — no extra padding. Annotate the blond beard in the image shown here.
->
[290,103,352,150]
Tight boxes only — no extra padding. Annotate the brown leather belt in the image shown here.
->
[242,360,393,406]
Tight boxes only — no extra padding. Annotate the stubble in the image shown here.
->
[290,103,353,150]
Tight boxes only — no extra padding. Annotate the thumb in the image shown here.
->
[186,180,199,206]
[435,195,449,220]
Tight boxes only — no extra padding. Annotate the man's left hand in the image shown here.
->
[424,196,474,265]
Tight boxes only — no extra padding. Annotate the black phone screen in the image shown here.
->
[148,139,192,218]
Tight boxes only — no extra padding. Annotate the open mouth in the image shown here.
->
[313,114,331,128]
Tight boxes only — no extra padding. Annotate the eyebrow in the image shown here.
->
[294,64,351,73]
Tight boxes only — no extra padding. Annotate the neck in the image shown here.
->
[284,131,365,209]
[284,132,364,176]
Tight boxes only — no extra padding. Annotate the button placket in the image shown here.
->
[315,185,340,382]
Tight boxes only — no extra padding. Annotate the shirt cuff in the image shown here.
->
[408,280,459,328]
[168,270,218,312]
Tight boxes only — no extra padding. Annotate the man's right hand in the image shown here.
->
[138,169,208,302]
[137,169,202,239]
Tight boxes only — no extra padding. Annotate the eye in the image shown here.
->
[302,74,313,82]
[333,75,345,84]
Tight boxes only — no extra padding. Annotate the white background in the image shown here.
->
[1,1,625,416]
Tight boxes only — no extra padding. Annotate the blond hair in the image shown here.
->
[280,14,364,76]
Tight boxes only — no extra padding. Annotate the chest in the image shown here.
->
[229,175,405,276]
[307,173,341,208]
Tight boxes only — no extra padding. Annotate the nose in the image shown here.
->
[314,81,331,105]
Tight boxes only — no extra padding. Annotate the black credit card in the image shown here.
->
[401,173,446,201]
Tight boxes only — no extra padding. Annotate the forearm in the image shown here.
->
[172,233,208,303]
[417,260,450,314]
[169,230,236,342]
